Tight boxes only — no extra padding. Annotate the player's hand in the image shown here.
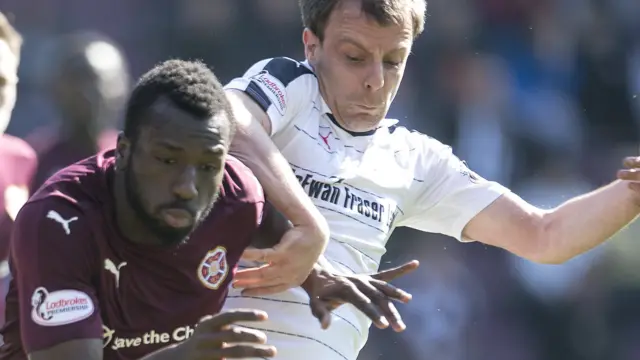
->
[234,224,329,295]
[618,156,640,194]
[303,260,419,332]
[173,309,276,359]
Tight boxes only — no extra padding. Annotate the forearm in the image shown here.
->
[541,180,640,262]
[227,91,327,232]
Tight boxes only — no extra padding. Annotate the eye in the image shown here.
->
[384,60,401,68]
[155,156,176,165]
[346,55,363,63]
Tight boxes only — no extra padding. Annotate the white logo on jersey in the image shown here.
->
[104,259,127,288]
[102,324,196,351]
[46,210,78,235]
[197,246,229,290]
[250,70,286,115]
[30,287,94,326]
[319,130,333,150]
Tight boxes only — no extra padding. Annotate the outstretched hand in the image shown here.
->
[234,224,328,295]
[618,157,640,193]
[304,260,419,332]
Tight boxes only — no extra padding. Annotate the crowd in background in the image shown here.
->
[1,0,639,359]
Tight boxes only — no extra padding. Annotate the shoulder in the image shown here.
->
[226,57,318,115]
[12,195,94,267]
[219,155,265,206]
[30,152,113,209]
[241,57,315,86]
[388,125,454,161]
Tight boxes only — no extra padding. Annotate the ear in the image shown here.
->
[302,28,320,63]
[115,132,131,170]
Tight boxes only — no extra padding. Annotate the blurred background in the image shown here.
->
[1,0,640,359]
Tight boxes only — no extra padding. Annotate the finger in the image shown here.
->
[198,309,268,331]
[333,283,388,329]
[630,182,640,192]
[623,157,640,168]
[370,280,413,303]
[233,265,285,289]
[357,281,405,332]
[371,260,420,282]
[309,297,332,329]
[241,247,279,263]
[196,326,268,349]
[241,284,292,297]
[234,264,271,282]
[203,344,277,358]
[617,169,640,181]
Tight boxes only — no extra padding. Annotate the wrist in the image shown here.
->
[302,263,327,294]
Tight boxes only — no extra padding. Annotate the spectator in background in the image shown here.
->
[27,31,129,191]
[0,11,38,328]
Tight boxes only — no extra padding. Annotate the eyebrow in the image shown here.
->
[338,37,369,52]
[155,140,225,156]
[337,37,410,55]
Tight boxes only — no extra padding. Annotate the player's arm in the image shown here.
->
[9,200,103,360]
[226,58,327,238]
[401,136,640,264]
[464,166,640,264]
[225,58,329,292]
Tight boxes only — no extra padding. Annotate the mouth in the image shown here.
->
[356,104,380,113]
[160,208,194,228]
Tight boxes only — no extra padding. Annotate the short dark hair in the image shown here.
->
[124,59,235,141]
[299,0,426,41]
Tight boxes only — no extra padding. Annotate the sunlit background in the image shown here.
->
[2,0,640,359]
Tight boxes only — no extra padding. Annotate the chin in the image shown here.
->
[348,113,384,130]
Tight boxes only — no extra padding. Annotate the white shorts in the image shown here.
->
[223,286,370,360]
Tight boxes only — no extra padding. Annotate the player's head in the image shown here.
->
[299,0,425,132]
[49,31,129,133]
[0,12,21,135]
[116,59,235,246]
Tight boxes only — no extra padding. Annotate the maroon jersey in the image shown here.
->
[26,126,119,192]
[0,135,38,327]
[0,150,264,359]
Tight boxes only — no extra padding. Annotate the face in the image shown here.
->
[0,39,18,135]
[304,0,413,132]
[117,98,230,245]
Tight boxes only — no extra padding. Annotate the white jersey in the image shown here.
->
[223,57,509,360]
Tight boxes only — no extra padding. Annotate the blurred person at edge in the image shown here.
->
[0,12,38,329]
[27,31,129,191]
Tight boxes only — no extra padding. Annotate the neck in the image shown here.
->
[112,172,161,246]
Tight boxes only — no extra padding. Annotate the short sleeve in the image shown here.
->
[225,57,316,136]
[10,198,102,352]
[397,135,510,242]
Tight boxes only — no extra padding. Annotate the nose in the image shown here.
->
[364,62,384,92]
[172,166,198,201]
